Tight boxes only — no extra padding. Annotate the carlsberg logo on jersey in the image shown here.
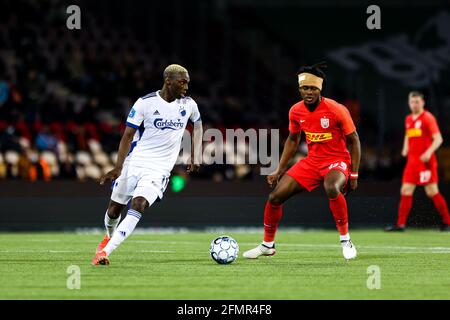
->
[154,118,184,130]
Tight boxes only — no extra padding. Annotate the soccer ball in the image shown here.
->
[210,236,239,264]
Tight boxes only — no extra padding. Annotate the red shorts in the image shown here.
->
[402,157,438,186]
[286,157,350,192]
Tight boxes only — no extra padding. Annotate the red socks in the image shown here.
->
[328,193,349,235]
[431,193,450,225]
[262,192,449,240]
[398,193,450,227]
[263,201,283,242]
[263,195,350,242]
[396,195,413,227]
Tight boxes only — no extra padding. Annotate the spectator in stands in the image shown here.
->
[59,154,77,179]
[28,149,51,182]
[0,126,22,152]
[17,148,32,180]
[0,79,9,106]
[35,126,58,152]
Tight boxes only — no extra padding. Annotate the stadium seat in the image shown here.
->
[0,153,6,179]
[4,150,20,178]
[76,166,86,180]
[102,164,114,174]
[75,151,93,166]
[93,152,110,167]
[19,137,31,149]
[41,151,57,164]
[4,150,20,165]
[40,151,59,176]
[235,164,251,179]
[88,139,103,153]
[84,164,102,180]
[110,152,118,165]
[58,141,68,154]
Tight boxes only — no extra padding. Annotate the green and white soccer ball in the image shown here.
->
[210,235,239,264]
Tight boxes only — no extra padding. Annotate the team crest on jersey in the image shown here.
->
[320,117,329,129]
[128,108,136,118]
[179,106,186,117]
[415,120,422,129]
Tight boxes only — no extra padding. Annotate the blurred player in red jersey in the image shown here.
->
[386,91,450,232]
[243,62,361,260]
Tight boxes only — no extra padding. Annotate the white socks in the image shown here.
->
[262,241,274,248]
[104,211,121,238]
[103,209,142,256]
[340,233,350,242]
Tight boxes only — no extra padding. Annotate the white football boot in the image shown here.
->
[341,239,357,260]
[243,244,276,259]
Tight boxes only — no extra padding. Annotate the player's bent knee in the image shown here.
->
[425,191,436,198]
[131,197,149,213]
[324,183,340,199]
[107,201,125,219]
[107,209,121,219]
[268,192,284,206]
[400,185,415,196]
[425,188,438,198]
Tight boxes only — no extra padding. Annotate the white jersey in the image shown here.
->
[124,90,201,176]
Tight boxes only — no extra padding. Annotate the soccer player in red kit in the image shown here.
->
[386,91,450,232]
[244,62,361,260]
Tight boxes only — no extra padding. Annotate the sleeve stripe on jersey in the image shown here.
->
[192,116,202,123]
[126,121,139,129]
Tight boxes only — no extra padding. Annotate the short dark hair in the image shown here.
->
[409,91,424,99]
[297,61,327,80]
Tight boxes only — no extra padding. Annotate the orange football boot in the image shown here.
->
[96,235,110,253]
[91,250,110,266]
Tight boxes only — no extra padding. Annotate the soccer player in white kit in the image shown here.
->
[92,64,203,265]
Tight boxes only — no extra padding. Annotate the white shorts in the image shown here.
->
[110,164,170,206]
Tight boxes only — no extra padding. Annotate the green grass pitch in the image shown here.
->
[1,230,449,299]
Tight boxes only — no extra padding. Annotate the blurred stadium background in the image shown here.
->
[1,0,449,230]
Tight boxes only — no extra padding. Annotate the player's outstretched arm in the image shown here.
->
[346,131,361,193]
[187,120,203,174]
[267,132,301,188]
[99,126,137,185]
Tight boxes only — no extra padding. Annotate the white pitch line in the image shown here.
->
[2,240,450,254]
[278,250,450,254]
[128,240,202,245]
[127,240,450,252]
[0,250,176,254]
[0,250,80,253]
[240,242,450,251]
[0,248,448,255]
[30,239,64,242]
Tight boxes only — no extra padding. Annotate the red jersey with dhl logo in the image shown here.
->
[289,97,356,163]
[405,110,440,161]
